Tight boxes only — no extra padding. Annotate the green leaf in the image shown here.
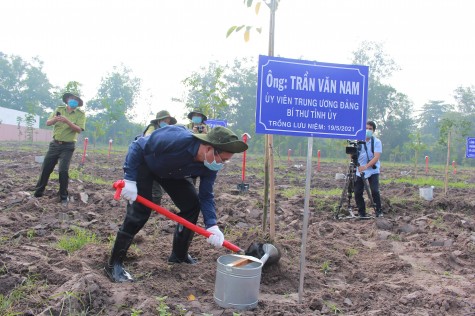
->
[226,26,237,38]
[236,25,245,32]
[244,29,250,42]
[255,1,261,14]
[256,27,262,34]
[246,0,253,8]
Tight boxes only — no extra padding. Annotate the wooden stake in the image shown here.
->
[444,130,451,195]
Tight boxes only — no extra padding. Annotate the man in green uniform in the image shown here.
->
[140,110,177,205]
[142,110,177,136]
[186,108,209,134]
[34,93,86,205]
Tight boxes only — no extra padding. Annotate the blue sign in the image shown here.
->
[206,119,227,128]
[256,55,369,140]
[466,137,475,158]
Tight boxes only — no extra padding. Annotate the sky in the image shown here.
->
[2,0,474,124]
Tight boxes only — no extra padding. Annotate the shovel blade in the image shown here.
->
[245,242,281,266]
[237,183,249,192]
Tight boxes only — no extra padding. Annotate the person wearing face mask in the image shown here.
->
[354,120,383,218]
[140,110,177,205]
[142,110,177,136]
[186,108,209,134]
[33,93,86,205]
[105,125,247,283]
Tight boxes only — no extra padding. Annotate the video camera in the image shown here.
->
[345,140,365,156]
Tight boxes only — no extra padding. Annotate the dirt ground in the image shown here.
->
[0,142,474,316]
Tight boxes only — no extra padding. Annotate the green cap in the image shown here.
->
[187,108,208,122]
[192,126,248,153]
[153,110,177,125]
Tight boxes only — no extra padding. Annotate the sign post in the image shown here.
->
[256,55,368,139]
[466,137,475,158]
[206,119,227,129]
[256,55,369,302]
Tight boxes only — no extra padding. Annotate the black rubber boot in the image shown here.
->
[168,224,197,264]
[358,210,371,220]
[105,231,135,282]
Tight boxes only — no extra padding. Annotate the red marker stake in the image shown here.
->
[81,137,88,164]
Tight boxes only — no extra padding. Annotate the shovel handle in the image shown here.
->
[113,180,243,254]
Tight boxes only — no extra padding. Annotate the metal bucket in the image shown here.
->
[419,187,434,201]
[214,254,263,310]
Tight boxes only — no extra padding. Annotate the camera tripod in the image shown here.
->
[333,156,376,220]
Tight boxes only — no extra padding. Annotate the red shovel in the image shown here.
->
[113,180,244,254]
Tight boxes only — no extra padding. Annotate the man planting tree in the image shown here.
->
[105,125,248,282]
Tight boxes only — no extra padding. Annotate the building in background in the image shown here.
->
[0,106,52,142]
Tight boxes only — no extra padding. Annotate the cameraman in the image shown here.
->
[187,108,209,134]
[355,120,383,218]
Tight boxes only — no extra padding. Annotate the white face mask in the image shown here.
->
[203,150,223,171]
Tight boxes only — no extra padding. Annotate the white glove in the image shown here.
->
[206,225,224,248]
[121,179,137,204]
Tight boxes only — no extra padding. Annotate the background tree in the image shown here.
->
[352,41,415,159]
[180,62,229,121]
[418,100,453,142]
[453,85,475,114]
[0,52,55,124]
[453,85,475,164]
[407,130,427,177]
[86,65,142,145]
[223,57,262,151]
[438,113,472,164]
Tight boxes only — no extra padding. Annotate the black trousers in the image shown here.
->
[119,163,201,237]
[35,141,75,199]
[354,173,382,215]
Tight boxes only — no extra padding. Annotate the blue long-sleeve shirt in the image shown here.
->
[356,136,382,178]
[123,125,219,228]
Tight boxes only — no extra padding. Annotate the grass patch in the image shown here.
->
[281,187,304,198]
[155,296,171,316]
[56,226,97,254]
[381,176,475,189]
[345,248,358,258]
[69,169,109,185]
[310,188,341,196]
[320,260,331,275]
[0,274,42,315]
[323,301,342,314]
[49,168,109,185]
